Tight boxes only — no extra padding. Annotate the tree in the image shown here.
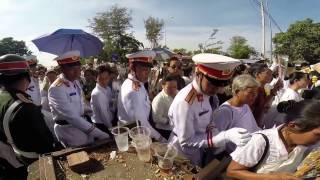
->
[0,37,31,56]
[273,18,320,64]
[227,36,256,59]
[144,16,164,48]
[198,29,223,54]
[89,5,143,62]
[173,48,192,56]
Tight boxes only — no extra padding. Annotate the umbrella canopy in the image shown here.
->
[152,48,176,61]
[32,29,103,57]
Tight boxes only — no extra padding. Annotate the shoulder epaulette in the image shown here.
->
[52,78,70,87]
[185,88,197,105]
[128,78,141,91]
[16,93,33,103]
[132,81,141,91]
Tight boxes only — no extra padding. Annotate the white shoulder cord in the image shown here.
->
[3,100,39,159]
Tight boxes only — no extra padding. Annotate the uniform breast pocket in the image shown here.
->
[68,92,79,103]
[198,109,211,130]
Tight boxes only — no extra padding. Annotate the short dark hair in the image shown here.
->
[96,65,112,75]
[0,72,30,88]
[247,63,269,77]
[167,56,180,65]
[277,99,320,132]
[285,72,307,85]
[162,75,177,85]
[84,68,95,75]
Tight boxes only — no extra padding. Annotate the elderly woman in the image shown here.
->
[212,74,261,153]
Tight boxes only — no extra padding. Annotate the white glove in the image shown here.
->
[212,128,251,148]
[90,128,110,140]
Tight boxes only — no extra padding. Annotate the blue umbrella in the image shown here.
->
[32,29,103,57]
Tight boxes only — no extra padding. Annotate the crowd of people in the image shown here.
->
[0,49,320,179]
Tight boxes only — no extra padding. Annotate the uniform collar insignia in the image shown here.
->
[16,93,33,103]
[197,94,204,102]
[128,73,142,91]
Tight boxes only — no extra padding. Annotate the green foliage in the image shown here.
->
[0,37,31,56]
[144,16,164,48]
[172,48,192,56]
[227,36,256,59]
[89,5,144,63]
[273,18,320,64]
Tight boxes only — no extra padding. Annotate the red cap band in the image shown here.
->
[197,64,233,80]
[129,56,152,63]
[0,61,29,71]
[57,57,80,65]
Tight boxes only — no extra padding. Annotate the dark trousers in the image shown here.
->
[0,159,27,180]
[155,128,172,140]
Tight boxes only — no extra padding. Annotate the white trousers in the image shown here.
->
[54,124,94,147]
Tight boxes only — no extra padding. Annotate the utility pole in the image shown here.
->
[260,0,266,58]
[266,0,273,64]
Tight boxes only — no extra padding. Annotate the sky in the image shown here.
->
[0,0,319,67]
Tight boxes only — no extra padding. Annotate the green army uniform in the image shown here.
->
[0,54,55,180]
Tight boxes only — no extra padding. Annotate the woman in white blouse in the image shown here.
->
[279,72,309,102]
[227,100,320,179]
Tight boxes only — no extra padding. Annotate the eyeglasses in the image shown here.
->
[205,75,230,87]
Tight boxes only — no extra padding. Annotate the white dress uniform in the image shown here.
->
[48,51,109,147]
[24,55,41,106]
[90,84,114,128]
[118,50,163,141]
[169,80,217,165]
[231,125,307,173]
[118,73,163,140]
[168,53,249,165]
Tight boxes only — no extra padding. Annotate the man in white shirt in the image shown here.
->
[117,50,166,142]
[91,64,114,136]
[152,75,178,139]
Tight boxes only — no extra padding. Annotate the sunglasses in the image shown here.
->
[205,75,230,87]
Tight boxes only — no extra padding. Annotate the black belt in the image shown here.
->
[55,120,69,125]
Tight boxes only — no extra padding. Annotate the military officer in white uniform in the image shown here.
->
[25,55,41,106]
[48,50,109,147]
[168,53,252,166]
[117,50,165,142]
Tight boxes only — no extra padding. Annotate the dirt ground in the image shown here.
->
[28,144,196,180]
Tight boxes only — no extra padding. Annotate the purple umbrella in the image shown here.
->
[32,29,103,57]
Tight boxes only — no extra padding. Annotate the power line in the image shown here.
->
[251,0,283,32]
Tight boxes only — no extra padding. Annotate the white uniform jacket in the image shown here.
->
[48,75,107,147]
[168,80,219,165]
[117,73,162,140]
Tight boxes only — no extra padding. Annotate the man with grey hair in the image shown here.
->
[212,74,261,153]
